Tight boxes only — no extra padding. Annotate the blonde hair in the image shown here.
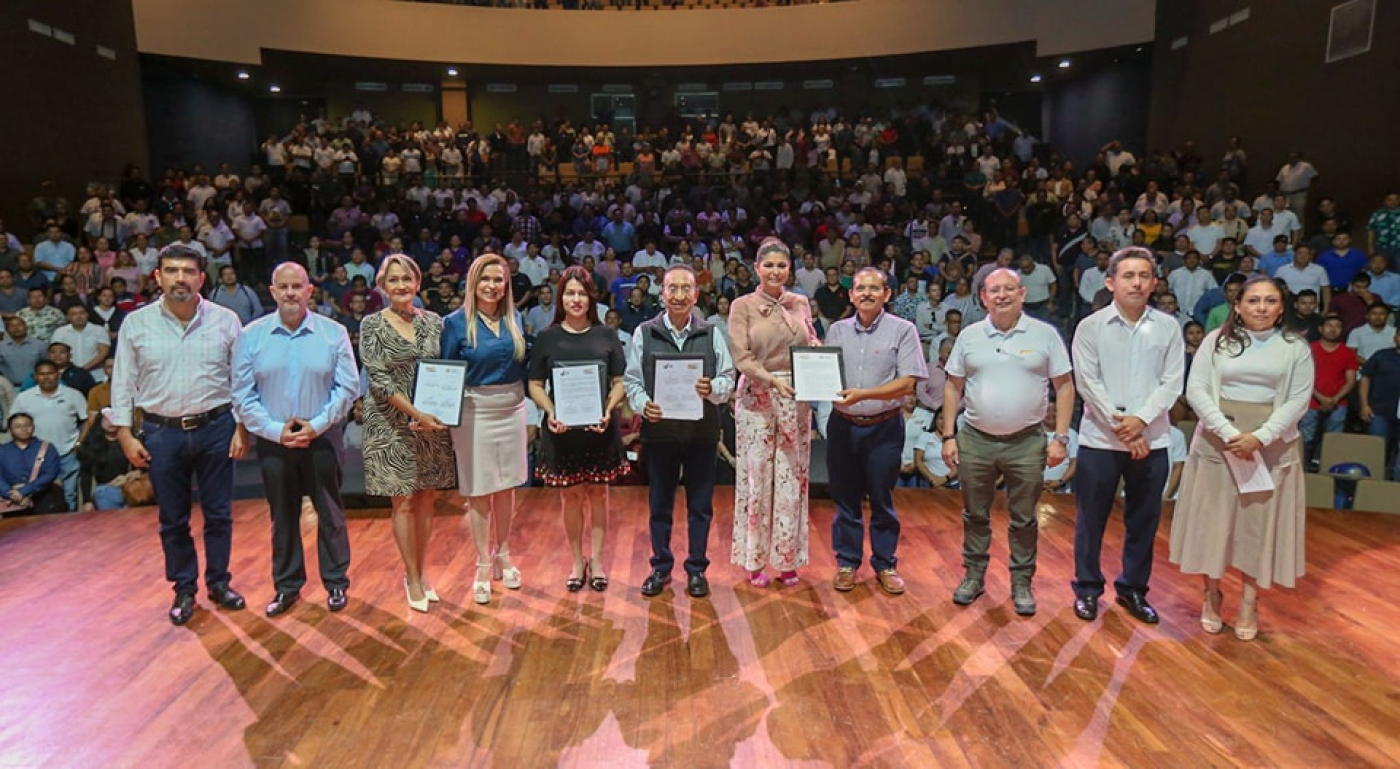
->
[375,253,421,290]
[463,253,526,361]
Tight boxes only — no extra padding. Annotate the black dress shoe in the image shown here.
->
[169,592,196,626]
[1116,593,1160,624]
[640,571,671,597]
[686,573,710,598]
[265,591,300,618]
[208,585,246,610]
[1074,595,1099,621]
[327,588,348,612]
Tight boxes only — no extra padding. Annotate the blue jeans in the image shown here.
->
[93,484,126,510]
[1298,407,1346,465]
[645,441,717,575]
[58,451,80,511]
[1366,413,1400,479]
[144,411,236,594]
[827,412,903,572]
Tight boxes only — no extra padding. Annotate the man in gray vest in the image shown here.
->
[624,264,735,599]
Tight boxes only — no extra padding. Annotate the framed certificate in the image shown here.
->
[790,346,846,402]
[652,353,706,421]
[413,360,468,426]
[552,359,607,427]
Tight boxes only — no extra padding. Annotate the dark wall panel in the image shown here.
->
[1043,58,1152,169]
[1148,0,1399,223]
[142,72,259,177]
[0,4,148,238]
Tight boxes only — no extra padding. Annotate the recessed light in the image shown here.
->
[447,67,459,77]
[1058,59,1071,68]
[269,84,282,93]
[1029,74,1043,83]
[236,70,250,80]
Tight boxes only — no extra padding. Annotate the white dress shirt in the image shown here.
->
[1072,304,1186,451]
[110,298,242,426]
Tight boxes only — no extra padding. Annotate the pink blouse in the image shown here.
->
[728,288,818,381]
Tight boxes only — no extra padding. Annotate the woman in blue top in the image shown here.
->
[441,253,530,605]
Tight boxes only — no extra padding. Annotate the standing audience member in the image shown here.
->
[110,244,249,625]
[12,360,87,511]
[942,268,1074,615]
[1170,276,1312,641]
[1359,327,1400,479]
[728,238,819,588]
[1298,315,1357,468]
[233,263,359,617]
[1069,248,1185,623]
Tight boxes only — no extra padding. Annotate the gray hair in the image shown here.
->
[1106,246,1156,277]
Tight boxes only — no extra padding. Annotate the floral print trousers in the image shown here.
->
[731,376,811,573]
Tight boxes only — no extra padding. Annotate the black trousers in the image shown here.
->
[1072,446,1168,599]
[645,441,717,576]
[256,430,351,593]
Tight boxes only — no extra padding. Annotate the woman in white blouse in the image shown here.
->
[1169,276,1313,641]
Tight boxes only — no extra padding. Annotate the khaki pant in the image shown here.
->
[956,424,1047,581]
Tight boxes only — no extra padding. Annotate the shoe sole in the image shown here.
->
[1015,604,1038,616]
[952,589,984,606]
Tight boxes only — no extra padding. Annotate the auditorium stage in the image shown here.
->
[2,489,1397,768]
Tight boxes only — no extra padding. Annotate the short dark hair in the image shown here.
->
[33,360,58,374]
[7,412,33,430]
[157,243,205,272]
[1295,289,1318,301]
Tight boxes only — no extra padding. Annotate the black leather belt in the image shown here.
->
[836,409,901,426]
[144,403,233,431]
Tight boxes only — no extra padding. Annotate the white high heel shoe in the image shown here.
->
[472,562,492,605]
[404,576,429,613]
[495,550,523,590]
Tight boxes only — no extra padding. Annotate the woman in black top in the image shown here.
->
[527,266,628,592]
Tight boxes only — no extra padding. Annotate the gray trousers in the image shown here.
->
[956,424,1047,582]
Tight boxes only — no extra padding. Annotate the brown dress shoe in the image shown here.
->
[875,569,906,595]
[832,567,857,592]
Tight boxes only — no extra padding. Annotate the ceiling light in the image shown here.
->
[1029,74,1043,83]
[236,70,250,80]
[269,84,282,93]
[447,67,459,77]
[1058,59,1071,68]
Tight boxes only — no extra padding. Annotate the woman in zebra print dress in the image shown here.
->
[360,254,456,612]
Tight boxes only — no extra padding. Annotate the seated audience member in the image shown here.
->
[1162,422,1189,500]
[1285,289,1323,341]
[19,342,96,396]
[1329,271,1379,334]
[0,413,64,515]
[913,420,958,488]
[210,265,263,325]
[1347,303,1394,362]
[897,396,936,488]
[1204,274,1246,331]
[1257,235,1293,277]
[17,287,65,343]
[0,317,47,386]
[51,305,110,381]
[0,269,27,317]
[77,407,134,511]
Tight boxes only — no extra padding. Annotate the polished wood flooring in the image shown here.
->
[2,489,1399,768]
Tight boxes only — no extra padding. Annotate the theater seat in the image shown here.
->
[1303,472,1334,510]
[1319,433,1386,480]
[1351,479,1400,514]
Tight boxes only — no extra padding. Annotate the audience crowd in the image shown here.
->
[4,99,1398,514]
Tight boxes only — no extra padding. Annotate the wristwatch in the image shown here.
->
[1053,432,1070,445]
[941,433,957,441]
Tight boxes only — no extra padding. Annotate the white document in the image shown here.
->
[1223,452,1274,493]
[791,347,845,402]
[412,360,467,427]
[552,361,605,427]
[653,356,704,421]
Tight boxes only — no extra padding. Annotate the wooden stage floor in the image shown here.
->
[2,488,1398,768]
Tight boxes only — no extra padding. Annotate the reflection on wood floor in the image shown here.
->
[2,488,1398,768]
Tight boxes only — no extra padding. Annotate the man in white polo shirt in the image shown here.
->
[1273,245,1331,306]
[1070,247,1185,625]
[942,268,1075,616]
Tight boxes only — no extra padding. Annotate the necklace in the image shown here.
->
[390,305,416,323]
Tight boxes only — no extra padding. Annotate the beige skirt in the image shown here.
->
[448,382,529,498]
[1169,399,1306,589]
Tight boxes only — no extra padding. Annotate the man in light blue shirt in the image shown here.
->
[1363,252,1400,309]
[233,262,359,617]
[33,224,76,281]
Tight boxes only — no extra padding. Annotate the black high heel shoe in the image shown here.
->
[566,563,587,593]
[588,559,608,592]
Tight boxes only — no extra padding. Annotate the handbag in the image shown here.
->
[121,472,156,507]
